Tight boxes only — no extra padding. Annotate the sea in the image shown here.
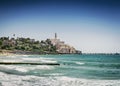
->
[0,54,120,86]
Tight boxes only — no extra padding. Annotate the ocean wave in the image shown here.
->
[0,72,120,86]
[33,65,55,70]
[14,67,28,72]
[75,62,85,65]
[6,55,28,58]
[85,62,120,69]
[6,56,16,58]
[2,60,23,62]
[0,65,28,73]
[21,55,30,57]
[21,57,57,63]
[44,73,63,76]
[40,59,57,63]
[0,65,55,75]
[22,58,41,61]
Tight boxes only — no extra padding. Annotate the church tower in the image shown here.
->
[55,33,57,39]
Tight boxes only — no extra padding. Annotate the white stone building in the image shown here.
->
[50,33,76,54]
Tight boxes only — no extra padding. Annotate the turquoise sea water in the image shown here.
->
[41,54,120,79]
[0,54,120,86]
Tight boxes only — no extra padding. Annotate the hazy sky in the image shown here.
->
[0,0,120,53]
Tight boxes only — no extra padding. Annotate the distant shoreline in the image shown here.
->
[0,50,82,56]
[0,36,82,54]
[0,50,119,56]
[0,50,57,56]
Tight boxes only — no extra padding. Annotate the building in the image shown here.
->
[50,33,77,54]
[2,38,16,46]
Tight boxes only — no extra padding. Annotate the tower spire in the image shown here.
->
[55,33,57,39]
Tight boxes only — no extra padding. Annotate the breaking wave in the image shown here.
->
[0,65,55,75]
[0,72,120,86]
[75,62,85,65]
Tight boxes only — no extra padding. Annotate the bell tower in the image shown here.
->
[55,33,57,39]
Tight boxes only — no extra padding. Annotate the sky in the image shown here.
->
[0,0,120,53]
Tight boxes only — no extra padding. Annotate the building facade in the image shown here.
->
[50,33,76,54]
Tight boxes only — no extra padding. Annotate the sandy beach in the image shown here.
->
[0,50,16,56]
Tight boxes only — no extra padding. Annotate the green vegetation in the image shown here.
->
[0,37,57,54]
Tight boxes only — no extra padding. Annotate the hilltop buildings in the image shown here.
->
[0,34,82,54]
[50,33,80,54]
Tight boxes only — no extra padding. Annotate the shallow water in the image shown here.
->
[0,54,120,86]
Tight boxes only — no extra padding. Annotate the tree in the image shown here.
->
[1,45,11,50]
[21,46,25,50]
[0,36,58,54]
[46,39,52,45]
[0,40,2,46]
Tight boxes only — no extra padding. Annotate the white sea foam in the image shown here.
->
[22,58,40,61]
[35,65,55,70]
[26,65,55,70]
[21,55,30,57]
[76,62,85,65]
[0,65,28,73]
[2,60,23,62]
[44,73,63,76]
[0,65,55,74]
[15,67,28,72]
[22,57,57,63]
[0,72,120,86]
[40,59,57,63]
[6,56,16,58]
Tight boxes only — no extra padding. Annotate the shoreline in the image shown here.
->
[0,50,56,56]
[0,50,119,56]
[0,50,16,56]
[0,50,82,56]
